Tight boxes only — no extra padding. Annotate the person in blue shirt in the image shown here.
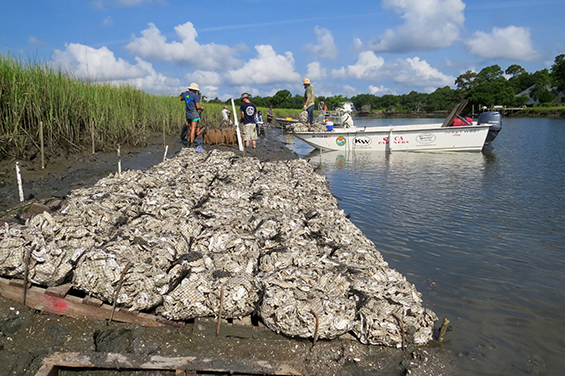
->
[180,82,204,147]
[239,93,257,148]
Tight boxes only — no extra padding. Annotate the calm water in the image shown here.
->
[286,117,565,376]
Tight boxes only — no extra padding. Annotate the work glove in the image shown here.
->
[303,105,307,110]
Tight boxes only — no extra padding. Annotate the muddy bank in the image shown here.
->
[0,127,456,376]
[0,127,297,215]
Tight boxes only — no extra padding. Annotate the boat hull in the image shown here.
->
[293,124,492,152]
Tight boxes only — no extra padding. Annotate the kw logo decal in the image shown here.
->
[354,137,372,146]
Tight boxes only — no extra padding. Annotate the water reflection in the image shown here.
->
[288,118,565,375]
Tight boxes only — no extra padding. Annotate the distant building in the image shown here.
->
[516,85,565,105]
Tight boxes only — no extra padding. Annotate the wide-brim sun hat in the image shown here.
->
[241,93,249,99]
[188,82,200,91]
[303,78,311,84]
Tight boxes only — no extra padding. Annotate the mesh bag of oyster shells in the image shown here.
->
[259,266,356,339]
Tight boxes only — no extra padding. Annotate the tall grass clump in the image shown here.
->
[0,54,185,160]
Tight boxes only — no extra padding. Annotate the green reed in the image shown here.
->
[0,54,187,160]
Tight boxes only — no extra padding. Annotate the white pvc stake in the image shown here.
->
[117,144,122,176]
[388,127,394,152]
[163,145,168,162]
[15,162,24,202]
[231,98,244,152]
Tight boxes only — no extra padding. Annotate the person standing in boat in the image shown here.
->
[180,82,205,147]
[303,78,315,126]
[239,93,258,149]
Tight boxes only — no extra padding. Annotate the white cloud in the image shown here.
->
[333,51,385,80]
[366,0,465,52]
[368,85,394,95]
[28,36,47,46]
[185,70,223,86]
[333,51,454,90]
[305,27,339,60]
[126,22,246,70]
[394,57,454,88]
[102,17,113,26]
[306,61,327,81]
[465,26,540,61]
[52,43,182,94]
[227,45,301,85]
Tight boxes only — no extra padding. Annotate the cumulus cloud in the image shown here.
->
[332,51,454,89]
[368,85,395,95]
[366,0,465,52]
[227,45,301,85]
[332,51,385,80]
[102,16,113,26]
[52,43,182,94]
[90,0,163,8]
[126,22,246,70]
[306,61,327,81]
[185,70,223,86]
[465,26,540,61]
[305,27,339,60]
[28,36,47,46]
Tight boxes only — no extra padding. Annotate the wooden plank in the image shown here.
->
[36,352,304,376]
[0,278,169,327]
[45,283,72,298]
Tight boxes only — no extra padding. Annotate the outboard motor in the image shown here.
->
[478,111,502,148]
[340,112,354,128]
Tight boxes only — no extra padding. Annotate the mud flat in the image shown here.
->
[0,127,455,376]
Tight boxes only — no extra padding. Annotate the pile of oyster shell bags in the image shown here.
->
[0,148,437,347]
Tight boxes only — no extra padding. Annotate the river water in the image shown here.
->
[287,117,565,376]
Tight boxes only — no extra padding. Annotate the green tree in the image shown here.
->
[478,65,504,82]
[505,64,526,77]
[425,86,460,112]
[530,69,555,103]
[271,90,292,108]
[455,70,478,91]
[550,54,565,90]
[465,80,516,107]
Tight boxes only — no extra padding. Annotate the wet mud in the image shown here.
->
[0,127,456,375]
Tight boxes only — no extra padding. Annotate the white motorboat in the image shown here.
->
[293,102,502,152]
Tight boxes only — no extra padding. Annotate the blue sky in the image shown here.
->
[1,0,564,100]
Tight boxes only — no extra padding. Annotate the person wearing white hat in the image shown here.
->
[303,78,315,126]
[180,82,204,147]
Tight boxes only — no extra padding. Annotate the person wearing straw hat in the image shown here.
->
[239,93,258,149]
[180,82,204,147]
[302,78,315,126]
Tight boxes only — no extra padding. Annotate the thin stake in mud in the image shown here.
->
[15,162,24,202]
[216,285,225,336]
[438,317,450,342]
[163,145,168,162]
[22,244,34,305]
[310,309,319,347]
[392,312,405,350]
[40,121,45,169]
[117,144,122,177]
[108,262,133,325]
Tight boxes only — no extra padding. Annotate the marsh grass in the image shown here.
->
[0,54,204,160]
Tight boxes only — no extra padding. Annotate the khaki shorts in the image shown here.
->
[243,123,258,142]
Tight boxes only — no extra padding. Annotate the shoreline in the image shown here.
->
[0,126,298,215]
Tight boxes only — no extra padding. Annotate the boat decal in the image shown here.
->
[384,136,409,145]
[354,136,372,146]
[416,134,436,144]
[336,136,346,146]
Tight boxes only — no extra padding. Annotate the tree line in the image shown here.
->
[207,54,565,113]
